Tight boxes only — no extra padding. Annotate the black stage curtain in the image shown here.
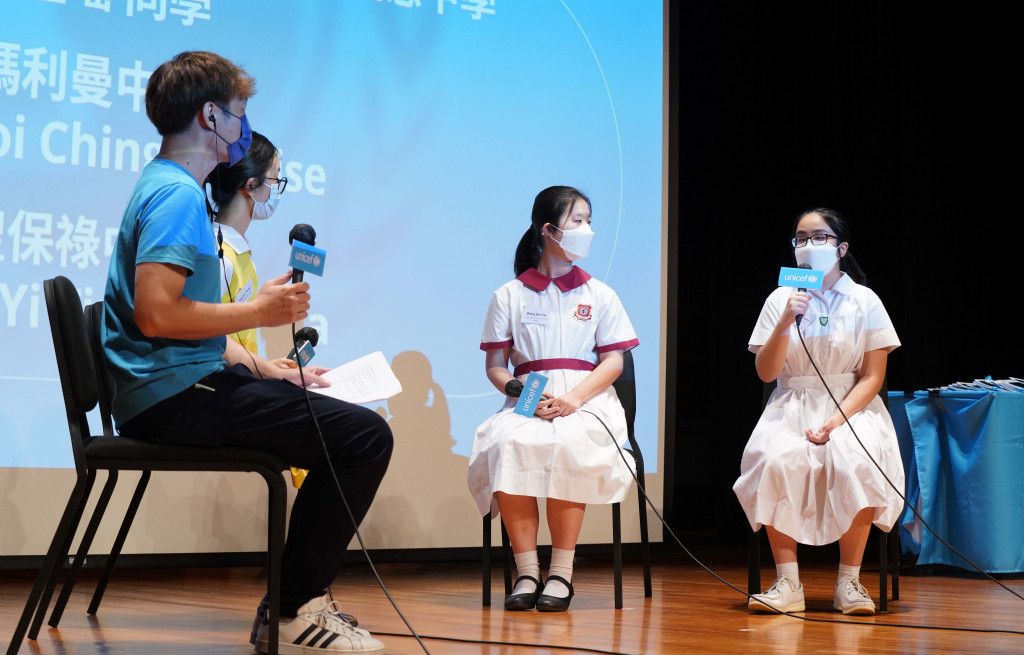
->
[668,3,1019,542]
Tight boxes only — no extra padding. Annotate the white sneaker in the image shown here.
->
[834,577,875,615]
[748,577,805,613]
[255,594,385,653]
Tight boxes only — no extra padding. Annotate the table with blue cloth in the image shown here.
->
[888,389,1024,573]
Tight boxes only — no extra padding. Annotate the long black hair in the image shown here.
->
[513,185,591,276]
[792,207,867,284]
[204,131,277,220]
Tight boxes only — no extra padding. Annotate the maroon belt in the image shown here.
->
[513,358,596,377]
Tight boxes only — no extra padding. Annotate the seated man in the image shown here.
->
[102,50,392,654]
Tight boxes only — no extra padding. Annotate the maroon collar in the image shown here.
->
[517,267,592,292]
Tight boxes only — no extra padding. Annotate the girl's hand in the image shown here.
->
[267,357,298,370]
[276,365,330,388]
[533,392,559,420]
[547,392,583,417]
[805,417,841,444]
[781,291,810,328]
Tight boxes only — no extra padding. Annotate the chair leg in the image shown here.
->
[635,468,652,598]
[613,503,623,610]
[263,470,286,655]
[891,528,900,600]
[879,526,888,612]
[500,519,513,595]
[50,470,118,627]
[7,475,93,655]
[747,527,761,595]
[89,470,149,615]
[482,513,491,606]
[28,470,97,641]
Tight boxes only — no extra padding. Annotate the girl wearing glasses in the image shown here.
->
[204,133,324,488]
[468,186,639,612]
[733,208,904,616]
[204,131,287,353]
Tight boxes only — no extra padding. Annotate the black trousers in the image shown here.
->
[120,364,394,615]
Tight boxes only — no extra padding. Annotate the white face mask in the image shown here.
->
[794,242,840,273]
[251,182,280,221]
[550,222,594,261]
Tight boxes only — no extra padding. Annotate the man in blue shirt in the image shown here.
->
[102,51,391,654]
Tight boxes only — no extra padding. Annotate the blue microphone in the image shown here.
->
[288,327,319,366]
[288,224,325,284]
[778,264,822,326]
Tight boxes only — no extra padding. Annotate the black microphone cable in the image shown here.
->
[287,358,637,655]
[578,405,1024,636]
[288,322,432,655]
[791,322,1024,603]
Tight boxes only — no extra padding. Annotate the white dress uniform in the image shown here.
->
[467,267,640,518]
[733,273,905,545]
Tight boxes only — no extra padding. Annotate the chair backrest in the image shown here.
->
[45,276,100,472]
[611,349,641,456]
[85,300,116,437]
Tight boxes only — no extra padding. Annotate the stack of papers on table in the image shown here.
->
[940,377,1024,393]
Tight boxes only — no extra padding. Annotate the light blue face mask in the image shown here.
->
[213,108,252,166]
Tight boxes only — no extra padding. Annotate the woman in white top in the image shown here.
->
[733,208,904,616]
[468,186,638,612]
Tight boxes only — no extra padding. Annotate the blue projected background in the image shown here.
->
[0,1,663,471]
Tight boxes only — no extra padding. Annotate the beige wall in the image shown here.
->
[0,467,662,557]
[0,326,663,558]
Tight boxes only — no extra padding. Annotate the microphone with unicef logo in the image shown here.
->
[287,326,319,367]
[777,262,822,327]
[288,223,326,285]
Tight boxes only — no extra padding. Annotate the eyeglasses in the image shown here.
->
[792,234,838,248]
[264,177,288,194]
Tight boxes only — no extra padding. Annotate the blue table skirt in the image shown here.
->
[889,390,1024,573]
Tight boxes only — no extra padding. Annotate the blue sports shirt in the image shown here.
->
[102,158,226,427]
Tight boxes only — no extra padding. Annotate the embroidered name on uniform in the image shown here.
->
[819,316,829,327]
[573,304,593,322]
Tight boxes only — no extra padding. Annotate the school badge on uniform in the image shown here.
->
[819,316,829,327]
[573,304,593,322]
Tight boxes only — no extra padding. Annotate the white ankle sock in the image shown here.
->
[544,548,575,598]
[776,561,799,585]
[837,563,860,586]
[512,550,540,595]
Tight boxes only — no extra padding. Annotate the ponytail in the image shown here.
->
[514,226,541,277]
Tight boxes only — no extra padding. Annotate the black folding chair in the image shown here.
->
[482,349,653,610]
[746,378,900,611]
[8,276,290,655]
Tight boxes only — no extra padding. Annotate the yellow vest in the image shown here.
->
[219,242,259,353]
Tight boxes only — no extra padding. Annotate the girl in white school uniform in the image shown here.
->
[467,186,639,612]
[733,208,904,616]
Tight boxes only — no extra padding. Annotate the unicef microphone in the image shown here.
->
[777,263,822,327]
[288,224,326,284]
[288,326,319,366]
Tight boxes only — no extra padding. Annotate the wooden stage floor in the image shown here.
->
[3,550,1023,654]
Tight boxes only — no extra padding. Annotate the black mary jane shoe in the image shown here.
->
[504,575,543,611]
[535,575,575,612]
